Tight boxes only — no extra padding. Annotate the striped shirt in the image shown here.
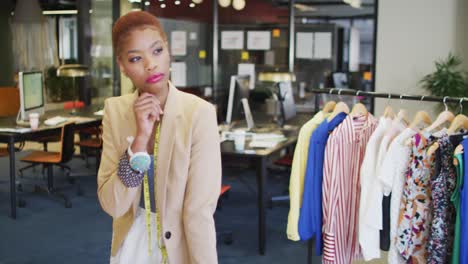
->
[322,114,378,264]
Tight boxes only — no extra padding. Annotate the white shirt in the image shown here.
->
[358,117,393,261]
[363,119,407,231]
[378,128,416,264]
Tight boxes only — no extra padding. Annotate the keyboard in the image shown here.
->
[0,127,32,133]
[44,116,69,126]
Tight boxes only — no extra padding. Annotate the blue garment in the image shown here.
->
[298,112,347,255]
[460,138,468,263]
[140,155,156,213]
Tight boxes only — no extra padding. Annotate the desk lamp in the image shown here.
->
[56,64,89,114]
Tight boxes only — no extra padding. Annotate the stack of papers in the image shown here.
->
[249,133,287,148]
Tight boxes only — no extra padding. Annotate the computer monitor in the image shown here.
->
[276,81,297,125]
[18,71,45,122]
[226,75,250,125]
[332,72,349,88]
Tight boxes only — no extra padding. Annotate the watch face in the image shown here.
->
[130,154,151,172]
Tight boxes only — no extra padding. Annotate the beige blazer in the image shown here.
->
[97,83,222,264]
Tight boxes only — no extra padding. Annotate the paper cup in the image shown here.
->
[233,130,246,151]
[29,113,39,130]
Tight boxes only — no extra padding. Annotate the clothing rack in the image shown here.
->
[303,88,467,264]
[310,88,468,104]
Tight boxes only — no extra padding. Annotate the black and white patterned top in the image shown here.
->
[117,151,145,188]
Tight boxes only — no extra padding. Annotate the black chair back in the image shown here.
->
[60,122,76,163]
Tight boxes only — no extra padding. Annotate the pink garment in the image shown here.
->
[322,114,378,264]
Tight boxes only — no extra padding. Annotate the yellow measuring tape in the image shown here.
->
[143,124,169,263]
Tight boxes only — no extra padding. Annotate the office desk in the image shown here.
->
[0,108,102,219]
[220,132,298,255]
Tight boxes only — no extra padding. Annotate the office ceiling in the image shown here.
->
[14,0,375,20]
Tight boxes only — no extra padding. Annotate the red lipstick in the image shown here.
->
[146,73,164,84]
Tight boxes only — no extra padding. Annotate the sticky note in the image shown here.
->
[241,51,249,60]
[199,50,206,59]
[272,29,280,38]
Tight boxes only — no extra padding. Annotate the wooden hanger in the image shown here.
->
[349,90,368,117]
[395,95,410,126]
[396,109,410,126]
[322,101,336,113]
[426,142,439,157]
[425,97,455,132]
[383,94,395,119]
[409,111,432,131]
[447,114,468,134]
[327,89,350,121]
[351,103,368,117]
[328,102,350,121]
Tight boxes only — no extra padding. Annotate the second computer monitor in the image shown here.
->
[226,75,250,125]
[18,71,45,121]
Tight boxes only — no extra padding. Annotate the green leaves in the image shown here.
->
[420,53,468,113]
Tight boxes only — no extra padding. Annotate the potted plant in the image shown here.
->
[420,53,468,114]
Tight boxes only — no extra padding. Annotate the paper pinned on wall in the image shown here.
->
[349,27,360,72]
[313,32,332,59]
[265,50,275,66]
[170,62,187,87]
[238,63,256,90]
[171,31,187,56]
[221,31,244,50]
[189,32,197,41]
[296,32,314,59]
[247,31,271,50]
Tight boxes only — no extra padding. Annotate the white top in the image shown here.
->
[358,117,393,261]
[363,119,407,231]
[378,128,416,264]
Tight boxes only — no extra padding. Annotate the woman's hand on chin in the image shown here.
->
[132,92,164,151]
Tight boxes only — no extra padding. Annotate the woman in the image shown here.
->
[97,11,222,264]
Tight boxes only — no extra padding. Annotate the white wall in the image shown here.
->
[374,0,468,119]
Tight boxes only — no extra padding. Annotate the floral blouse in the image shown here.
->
[427,136,457,264]
[396,132,436,263]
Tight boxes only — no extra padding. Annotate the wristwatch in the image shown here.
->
[127,141,151,173]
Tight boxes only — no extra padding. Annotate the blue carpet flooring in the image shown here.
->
[0,152,319,264]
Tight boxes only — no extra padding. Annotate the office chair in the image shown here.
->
[75,125,102,172]
[269,153,293,208]
[18,122,76,208]
[216,184,233,245]
[0,147,7,157]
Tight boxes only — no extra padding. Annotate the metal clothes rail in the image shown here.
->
[304,88,467,264]
[310,88,468,104]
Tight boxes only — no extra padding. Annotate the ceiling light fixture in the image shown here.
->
[294,3,317,12]
[218,0,230,8]
[343,0,361,8]
[43,10,78,15]
[189,3,195,7]
[145,1,150,6]
[161,3,166,8]
[185,0,245,10]
[175,0,180,5]
[232,0,245,10]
